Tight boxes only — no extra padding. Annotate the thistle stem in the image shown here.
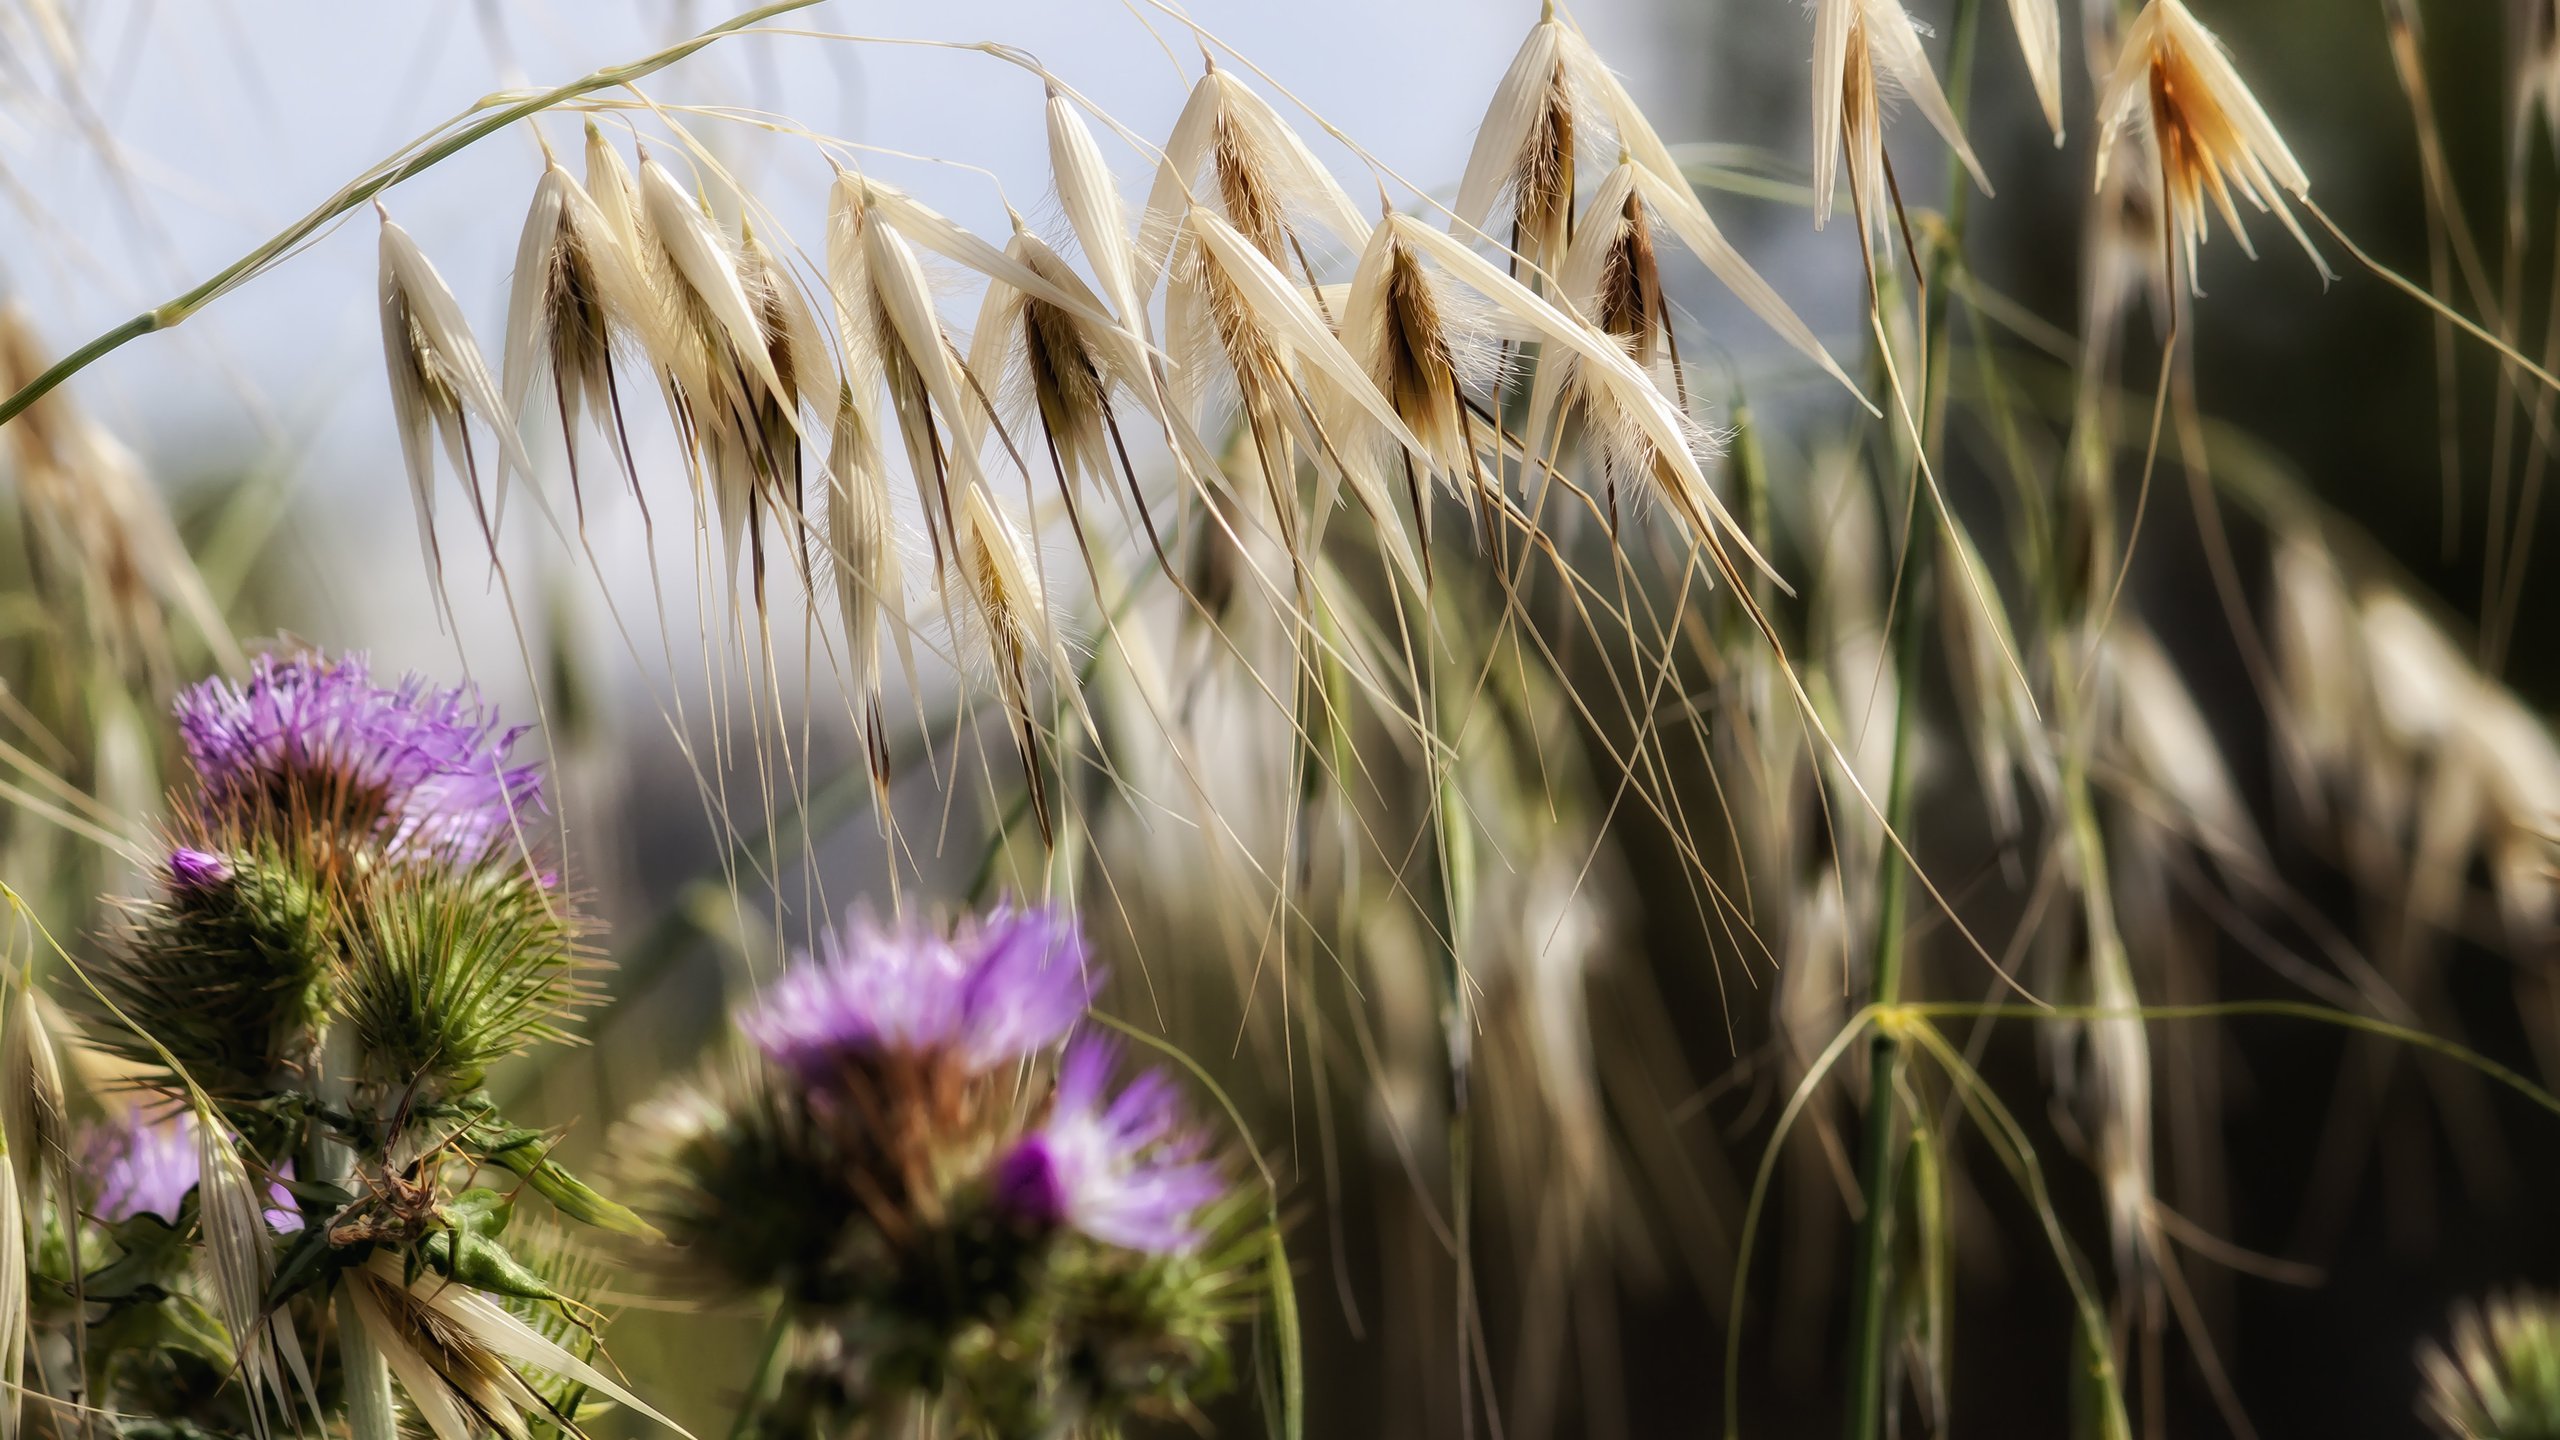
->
[1838,0,1981,1434]
[0,0,823,430]
[726,1303,795,1440]
[312,1029,397,1440]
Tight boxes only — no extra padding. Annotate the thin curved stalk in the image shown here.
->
[1839,0,1981,1434]
[0,1,823,429]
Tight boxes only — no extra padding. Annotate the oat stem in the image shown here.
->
[0,0,823,430]
[1840,0,1980,1433]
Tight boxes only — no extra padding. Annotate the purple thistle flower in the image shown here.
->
[743,904,1094,1076]
[175,651,542,856]
[992,1038,1224,1254]
[166,847,234,894]
[78,1110,304,1232]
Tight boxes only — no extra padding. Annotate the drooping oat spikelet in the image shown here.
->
[2008,0,2066,140]
[0,986,65,1248]
[378,205,536,596]
[730,228,840,594]
[826,382,909,810]
[1170,203,1430,589]
[1555,157,1860,406]
[501,157,650,523]
[2095,0,2330,283]
[1412,205,1772,570]
[964,226,1130,517]
[1940,526,2054,852]
[1812,0,1993,245]
[1047,85,1151,348]
[2271,529,2359,810]
[1453,5,1590,280]
[828,170,997,571]
[955,481,1085,841]
[2514,0,2560,176]
[195,1101,305,1435]
[345,1266,540,1440]
[1331,210,1499,570]
[2101,623,2267,875]
[348,1253,684,1440]
[626,150,812,597]
[1141,63,1370,294]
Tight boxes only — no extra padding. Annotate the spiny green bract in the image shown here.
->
[338,861,595,1093]
[84,846,333,1102]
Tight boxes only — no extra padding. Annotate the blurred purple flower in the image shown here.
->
[743,904,1093,1076]
[80,1110,303,1232]
[992,1038,1223,1254]
[175,651,541,856]
[82,1109,197,1224]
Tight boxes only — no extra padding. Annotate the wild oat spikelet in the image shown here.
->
[1169,203,1431,585]
[1332,210,1499,571]
[966,225,1126,504]
[1454,4,1592,280]
[501,157,650,521]
[2007,0,2065,141]
[2516,0,2560,172]
[347,1253,680,1440]
[829,170,1052,570]
[2096,0,2330,284]
[826,381,909,809]
[0,987,65,1247]
[730,229,839,593]
[1812,0,1992,245]
[1141,64,1370,293]
[627,150,814,597]
[194,1103,305,1434]
[955,482,1086,840]
[377,205,535,597]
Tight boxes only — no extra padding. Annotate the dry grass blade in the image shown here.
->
[193,1101,294,1437]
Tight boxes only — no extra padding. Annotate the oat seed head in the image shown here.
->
[2095,0,2330,285]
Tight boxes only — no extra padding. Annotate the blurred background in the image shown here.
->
[1,1,2552,1437]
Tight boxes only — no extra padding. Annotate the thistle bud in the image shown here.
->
[165,847,234,894]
